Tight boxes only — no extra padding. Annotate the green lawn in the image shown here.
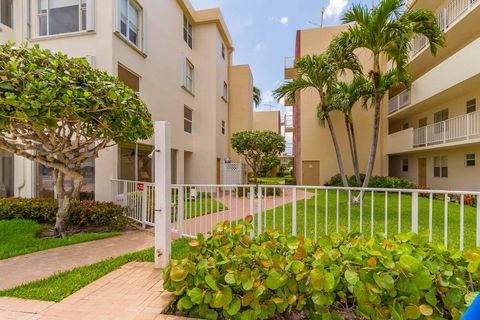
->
[0,238,191,302]
[0,220,120,260]
[250,176,291,185]
[182,192,226,217]
[256,189,477,250]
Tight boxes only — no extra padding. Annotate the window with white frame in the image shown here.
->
[402,159,409,172]
[183,15,192,48]
[0,0,13,28]
[466,153,476,167]
[221,120,226,135]
[467,99,476,114]
[222,81,228,101]
[434,156,448,178]
[184,106,193,134]
[119,0,140,46]
[38,0,87,36]
[183,59,194,93]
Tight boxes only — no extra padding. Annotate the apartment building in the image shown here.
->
[285,25,387,186]
[387,0,480,191]
[253,111,281,133]
[0,0,253,200]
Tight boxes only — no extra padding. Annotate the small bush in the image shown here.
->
[0,198,127,230]
[163,219,480,320]
[325,174,417,189]
[285,177,296,185]
[68,201,128,230]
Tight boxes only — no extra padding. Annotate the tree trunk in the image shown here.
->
[325,112,349,187]
[345,115,360,186]
[53,170,69,237]
[349,119,361,186]
[356,54,382,202]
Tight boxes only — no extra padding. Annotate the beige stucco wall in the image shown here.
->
[253,111,281,133]
[229,65,254,163]
[296,26,386,185]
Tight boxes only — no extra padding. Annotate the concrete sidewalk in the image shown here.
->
[0,231,153,291]
[0,262,189,320]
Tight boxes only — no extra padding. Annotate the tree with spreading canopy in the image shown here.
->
[0,43,154,236]
[231,130,285,185]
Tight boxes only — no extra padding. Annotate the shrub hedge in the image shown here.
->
[0,198,127,230]
[163,219,480,320]
[325,174,417,189]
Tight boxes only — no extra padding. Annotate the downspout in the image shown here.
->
[16,157,26,197]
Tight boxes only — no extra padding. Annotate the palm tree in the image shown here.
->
[327,77,374,185]
[274,53,361,187]
[253,86,262,107]
[331,0,445,190]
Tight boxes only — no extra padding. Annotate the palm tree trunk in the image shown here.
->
[349,120,361,186]
[325,112,349,187]
[345,115,361,186]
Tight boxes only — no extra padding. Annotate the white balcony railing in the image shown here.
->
[284,113,294,129]
[413,110,480,147]
[410,0,480,58]
[388,90,411,114]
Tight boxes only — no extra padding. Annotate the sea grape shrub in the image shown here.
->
[163,218,480,320]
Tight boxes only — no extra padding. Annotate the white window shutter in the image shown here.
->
[142,10,148,54]
[180,53,186,88]
[113,0,120,33]
[24,0,31,39]
[86,0,96,31]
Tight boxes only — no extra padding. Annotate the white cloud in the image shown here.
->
[324,0,349,18]
[269,16,289,25]
[254,42,266,53]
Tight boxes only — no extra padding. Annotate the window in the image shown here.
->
[120,0,140,46]
[221,43,226,59]
[402,122,409,130]
[434,109,449,123]
[183,15,192,48]
[222,82,228,101]
[221,120,226,135]
[184,106,193,134]
[434,156,448,178]
[183,59,194,93]
[0,0,13,28]
[467,99,476,114]
[402,159,409,172]
[118,143,153,182]
[0,150,14,198]
[38,0,87,36]
[118,64,140,91]
[466,154,476,167]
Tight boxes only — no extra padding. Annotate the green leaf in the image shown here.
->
[265,270,282,290]
[205,274,219,291]
[170,265,188,282]
[324,272,335,292]
[227,297,241,316]
[225,273,236,285]
[419,304,433,316]
[291,260,304,274]
[178,296,192,310]
[344,269,359,286]
[412,270,432,290]
[399,255,421,273]
[188,287,204,304]
[404,305,421,319]
[310,269,325,291]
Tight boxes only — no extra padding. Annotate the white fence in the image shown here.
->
[410,0,480,58]
[111,180,480,251]
[413,110,480,147]
[222,162,247,185]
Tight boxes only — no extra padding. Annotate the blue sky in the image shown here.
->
[190,0,373,112]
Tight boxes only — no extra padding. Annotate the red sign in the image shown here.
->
[137,183,144,191]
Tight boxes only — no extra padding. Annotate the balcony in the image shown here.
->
[282,142,294,157]
[413,110,480,147]
[284,114,294,132]
[410,0,480,59]
[284,56,297,80]
[388,90,411,114]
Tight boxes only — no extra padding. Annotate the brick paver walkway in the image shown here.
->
[0,262,189,320]
[0,231,153,291]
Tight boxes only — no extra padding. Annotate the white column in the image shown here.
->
[154,121,171,269]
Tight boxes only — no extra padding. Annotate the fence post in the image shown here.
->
[250,186,255,238]
[292,188,297,236]
[257,186,262,234]
[477,195,480,247]
[178,187,184,237]
[141,187,147,228]
[154,121,171,269]
[411,191,419,233]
